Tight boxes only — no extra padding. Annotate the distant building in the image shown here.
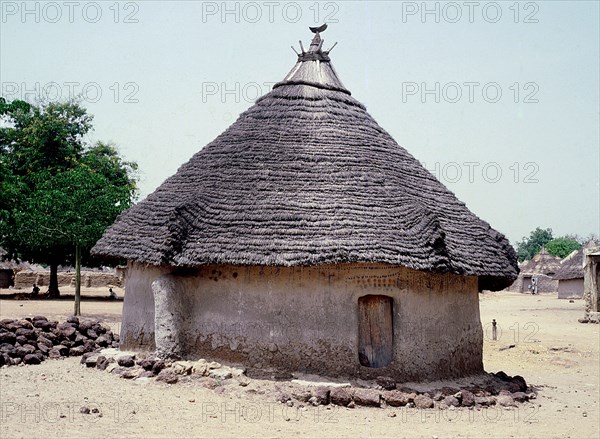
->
[505,247,561,294]
[0,248,31,289]
[555,248,584,299]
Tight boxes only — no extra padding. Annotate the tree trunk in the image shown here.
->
[74,245,81,316]
[48,263,60,298]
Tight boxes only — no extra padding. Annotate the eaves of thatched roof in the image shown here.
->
[92,27,518,291]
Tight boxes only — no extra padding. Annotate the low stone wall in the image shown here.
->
[76,272,122,288]
[14,271,122,289]
[13,271,38,288]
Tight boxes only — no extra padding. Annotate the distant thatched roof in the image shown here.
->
[554,249,583,280]
[520,247,562,276]
[554,241,599,280]
[92,28,518,291]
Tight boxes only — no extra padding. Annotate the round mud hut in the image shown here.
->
[505,247,561,294]
[92,27,518,382]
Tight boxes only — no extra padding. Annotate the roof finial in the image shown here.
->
[295,24,334,62]
[308,24,327,53]
[309,24,327,34]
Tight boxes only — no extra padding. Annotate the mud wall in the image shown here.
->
[557,279,584,299]
[120,262,169,351]
[123,262,483,382]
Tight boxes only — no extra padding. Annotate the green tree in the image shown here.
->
[515,227,554,262]
[0,98,137,313]
[546,237,582,259]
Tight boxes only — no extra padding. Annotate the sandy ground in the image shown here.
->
[0,289,598,438]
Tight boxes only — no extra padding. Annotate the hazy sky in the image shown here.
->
[1,1,599,245]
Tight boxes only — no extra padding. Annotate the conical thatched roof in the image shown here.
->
[520,247,562,276]
[92,27,518,291]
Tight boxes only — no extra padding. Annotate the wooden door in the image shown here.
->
[358,295,393,368]
[522,276,532,293]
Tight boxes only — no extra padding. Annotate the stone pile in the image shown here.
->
[85,349,535,411]
[0,316,119,367]
[83,352,247,386]
[1,317,536,412]
[275,371,535,410]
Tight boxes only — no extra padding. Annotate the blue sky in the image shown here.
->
[1,1,598,244]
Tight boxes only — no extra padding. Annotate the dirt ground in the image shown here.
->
[0,289,598,438]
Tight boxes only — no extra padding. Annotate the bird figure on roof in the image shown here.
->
[309,24,327,34]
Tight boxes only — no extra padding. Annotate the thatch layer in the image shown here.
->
[555,247,586,280]
[92,36,518,291]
